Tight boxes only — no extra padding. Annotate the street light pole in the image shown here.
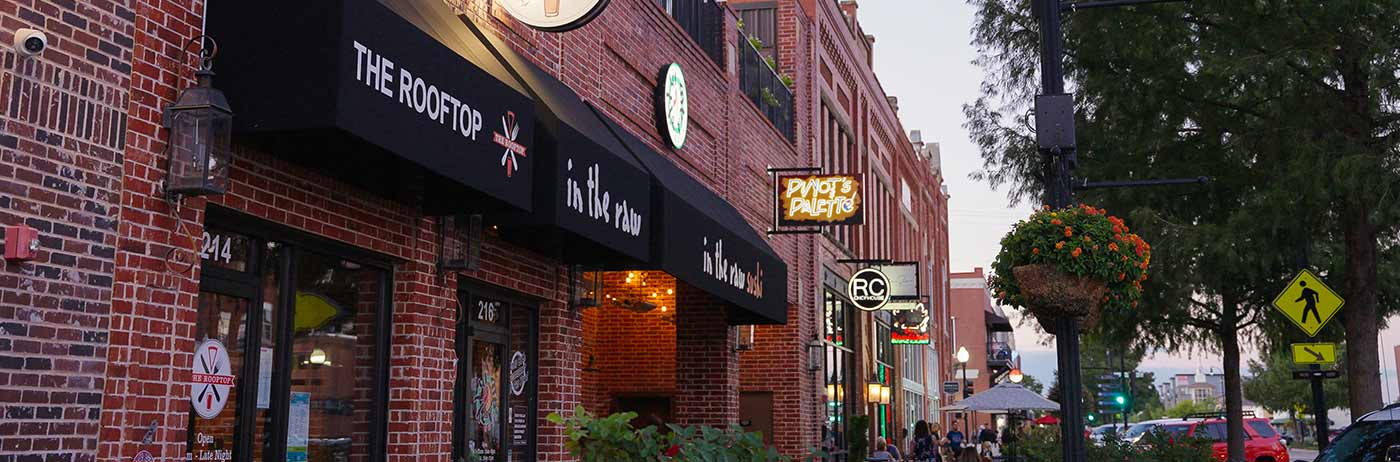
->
[957,346,971,437]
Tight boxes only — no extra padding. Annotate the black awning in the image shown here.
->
[986,310,1014,332]
[208,0,536,213]
[593,107,788,325]
[457,13,653,264]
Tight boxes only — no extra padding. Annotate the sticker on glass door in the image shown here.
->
[472,341,502,462]
[191,339,235,419]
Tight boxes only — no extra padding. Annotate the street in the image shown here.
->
[1290,448,1319,461]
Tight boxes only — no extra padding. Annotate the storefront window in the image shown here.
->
[456,291,537,462]
[288,251,383,462]
[823,290,854,461]
[188,217,389,462]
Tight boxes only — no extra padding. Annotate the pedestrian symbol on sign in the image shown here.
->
[1271,269,1345,337]
[190,339,235,419]
[1296,281,1321,324]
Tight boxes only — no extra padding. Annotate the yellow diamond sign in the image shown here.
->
[1271,269,1344,337]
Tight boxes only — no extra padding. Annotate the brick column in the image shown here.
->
[673,283,738,428]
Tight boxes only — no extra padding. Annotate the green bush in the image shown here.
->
[547,406,825,462]
[1005,425,1213,462]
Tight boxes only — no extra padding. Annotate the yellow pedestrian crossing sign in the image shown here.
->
[1271,269,1344,337]
[1291,342,1338,365]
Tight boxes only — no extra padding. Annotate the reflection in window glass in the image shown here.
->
[289,251,382,462]
[189,293,248,462]
[823,290,854,461]
[1316,421,1400,462]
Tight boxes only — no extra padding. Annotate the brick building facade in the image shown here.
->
[0,2,950,462]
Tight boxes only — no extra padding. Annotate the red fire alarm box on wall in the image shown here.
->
[4,224,40,262]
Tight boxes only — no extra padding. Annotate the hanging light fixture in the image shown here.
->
[867,378,883,404]
[879,384,892,405]
[1009,368,1024,384]
[162,36,233,198]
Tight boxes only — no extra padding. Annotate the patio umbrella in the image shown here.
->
[957,383,1061,413]
[1034,415,1060,426]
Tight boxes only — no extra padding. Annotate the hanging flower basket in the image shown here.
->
[990,204,1151,334]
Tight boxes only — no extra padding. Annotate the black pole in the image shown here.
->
[1055,317,1086,461]
[1040,0,1085,459]
[963,362,970,437]
[1312,364,1330,450]
[1120,350,1128,430]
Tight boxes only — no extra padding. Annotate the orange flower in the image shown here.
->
[1083,236,1091,243]
[1108,243,1119,252]
[1051,219,1063,225]
[1032,247,1040,255]
[1064,227,1073,237]
[1118,273,1126,281]
[1093,245,1099,251]
[1056,242,1065,250]
[1072,247,1083,257]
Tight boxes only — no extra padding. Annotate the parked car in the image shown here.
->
[1148,416,1290,462]
[1122,418,1175,444]
[1308,404,1400,462]
[1089,424,1117,444]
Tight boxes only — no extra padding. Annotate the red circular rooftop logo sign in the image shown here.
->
[190,339,235,419]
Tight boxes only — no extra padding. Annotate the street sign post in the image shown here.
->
[1271,269,1345,337]
[1273,269,1345,451]
[1291,364,1341,451]
[1291,343,1338,366]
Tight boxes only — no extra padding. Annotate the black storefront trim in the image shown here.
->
[450,8,655,266]
[453,280,540,462]
[207,0,537,215]
[592,105,789,325]
[201,205,397,462]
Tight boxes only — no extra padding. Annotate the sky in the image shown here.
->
[857,1,1400,403]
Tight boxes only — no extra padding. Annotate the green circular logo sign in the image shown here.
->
[661,63,688,150]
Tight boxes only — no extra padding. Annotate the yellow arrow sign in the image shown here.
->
[1271,269,1345,337]
[1291,342,1338,365]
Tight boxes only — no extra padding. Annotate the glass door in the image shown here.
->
[455,291,536,462]
[190,212,391,462]
[190,228,281,462]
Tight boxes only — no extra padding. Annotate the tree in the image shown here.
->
[965,1,1400,460]
[1243,348,1349,415]
[1164,400,1219,419]
[1020,373,1047,395]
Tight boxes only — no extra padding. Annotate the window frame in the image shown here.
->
[454,281,541,462]
[199,205,396,462]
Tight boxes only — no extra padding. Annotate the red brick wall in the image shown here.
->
[0,1,134,462]
[580,271,678,416]
[674,282,737,427]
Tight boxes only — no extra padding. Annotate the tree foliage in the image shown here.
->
[966,0,1400,458]
[1163,400,1219,418]
[1242,347,1349,414]
[1020,373,1047,395]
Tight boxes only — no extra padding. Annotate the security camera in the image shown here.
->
[13,29,47,57]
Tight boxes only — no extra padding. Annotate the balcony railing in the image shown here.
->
[658,0,725,65]
[737,31,796,142]
[987,341,1014,366]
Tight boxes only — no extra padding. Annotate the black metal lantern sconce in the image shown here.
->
[570,266,604,310]
[162,36,233,198]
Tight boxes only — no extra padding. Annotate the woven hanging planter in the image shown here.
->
[1012,264,1108,334]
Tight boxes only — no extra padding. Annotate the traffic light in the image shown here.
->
[1087,414,1096,423]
